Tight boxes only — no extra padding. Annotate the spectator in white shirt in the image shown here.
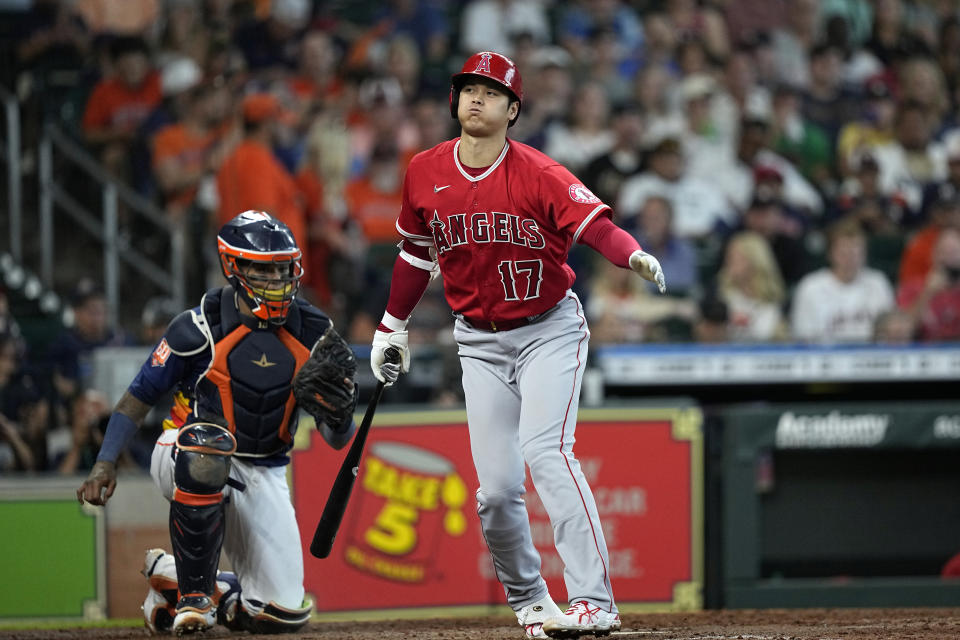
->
[618,131,735,239]
[790,220,895,343]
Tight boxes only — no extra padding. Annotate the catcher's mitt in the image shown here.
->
[293,325,359,431]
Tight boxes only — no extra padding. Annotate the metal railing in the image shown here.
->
[0,82,22,263]
[37,123,186,326]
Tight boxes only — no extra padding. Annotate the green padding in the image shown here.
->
[0,501,97,617]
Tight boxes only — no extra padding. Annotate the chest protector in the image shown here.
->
[195,288,322,456]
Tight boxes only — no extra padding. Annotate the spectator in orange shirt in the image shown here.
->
[152,71,238,216]
[899,196,960,286]
[216,93,308,280]
[898,227,960,341]
[82,36,162,172]
[344,140,405,247]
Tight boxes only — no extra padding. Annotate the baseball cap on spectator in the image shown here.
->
[271,0,311,29]
[681,73,715,103]
[141,296,180,329]
[242,93,296,125]
[358,77,404,109]
[944,135,960,163]
[742,91,772,125]
[753,164,784,184]
[642,123,684,154]
[109,35,149,61]
[933,185,960,210]
[611,100,643,117]
[809,40,841,61]
[70,278,105,308]
[161,57,202,96]
[852,151,880,173]
[370,140,399,163]
[530,46,572,70]
[699,294,729,323]
[772,81,801,99]
[864,73,895,101]
[748,180,784,209]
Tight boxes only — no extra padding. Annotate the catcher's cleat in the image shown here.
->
[143,548,178,592]
[215,571,241,629]
[143,588,175,635]
[142,549,177,635]
[172,594,216,636]
[541,601,621,638]
[516,594,565,639]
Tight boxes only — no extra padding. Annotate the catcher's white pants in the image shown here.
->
[150,429,306,611]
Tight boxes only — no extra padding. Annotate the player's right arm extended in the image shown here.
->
[371,240,434,384]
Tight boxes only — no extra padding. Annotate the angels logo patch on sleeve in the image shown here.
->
[151,338,171,367]
[568,183,601,204]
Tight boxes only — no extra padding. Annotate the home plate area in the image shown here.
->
[5,607,960,640]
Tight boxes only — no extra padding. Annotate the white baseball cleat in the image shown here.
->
[142,587,175,635]
[142,549,177,635]
[172,594,216,636]
[541,600,621,638]
[516,594,566,638]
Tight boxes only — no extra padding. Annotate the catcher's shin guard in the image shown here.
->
[170,423,236,598]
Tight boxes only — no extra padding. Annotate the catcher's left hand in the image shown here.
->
[293,325,359,431]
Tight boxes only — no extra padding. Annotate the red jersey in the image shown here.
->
[396,138,610,321]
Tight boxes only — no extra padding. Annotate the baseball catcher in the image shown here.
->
[77,211,368,636]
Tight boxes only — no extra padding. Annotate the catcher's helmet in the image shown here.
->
[217,211,303,325]
[450,51,523,127]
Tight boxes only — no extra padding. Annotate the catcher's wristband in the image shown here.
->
[96,412,138,463]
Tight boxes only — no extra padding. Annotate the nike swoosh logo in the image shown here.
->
[434,184,451,193]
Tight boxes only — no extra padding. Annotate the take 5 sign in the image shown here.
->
[291,407,703,611]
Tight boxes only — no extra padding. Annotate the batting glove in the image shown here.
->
[629,249,667,294]
[371,329,410,386]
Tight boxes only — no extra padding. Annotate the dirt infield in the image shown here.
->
[4,608,960,640]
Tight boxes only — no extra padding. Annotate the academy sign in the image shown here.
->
[775,411,890,448]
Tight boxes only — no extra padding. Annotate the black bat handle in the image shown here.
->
[383,346,401,365]
[309,344,402,558]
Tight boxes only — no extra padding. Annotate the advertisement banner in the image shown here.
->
[292,407,702,611]
[723,402,960,451]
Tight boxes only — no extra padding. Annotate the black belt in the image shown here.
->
[460,310,549,332]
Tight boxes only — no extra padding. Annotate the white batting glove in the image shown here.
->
[629,249,666,294]
[371,329,410,386]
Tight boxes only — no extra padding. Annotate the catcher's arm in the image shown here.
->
[77,392,152,506]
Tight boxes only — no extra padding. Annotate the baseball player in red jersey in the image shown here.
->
[370,52,666,639]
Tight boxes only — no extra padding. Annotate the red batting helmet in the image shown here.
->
[450,51,523,127]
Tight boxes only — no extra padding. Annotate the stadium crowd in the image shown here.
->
[2,0,960,472]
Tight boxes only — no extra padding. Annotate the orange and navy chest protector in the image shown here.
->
[127,285,329,461]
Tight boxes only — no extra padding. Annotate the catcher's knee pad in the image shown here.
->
[171,423,236,598]
[174,422,236,494]
[226,599,312,634]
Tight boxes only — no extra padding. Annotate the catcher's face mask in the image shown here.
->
[219,248,303,324]
[216,210,304,325]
